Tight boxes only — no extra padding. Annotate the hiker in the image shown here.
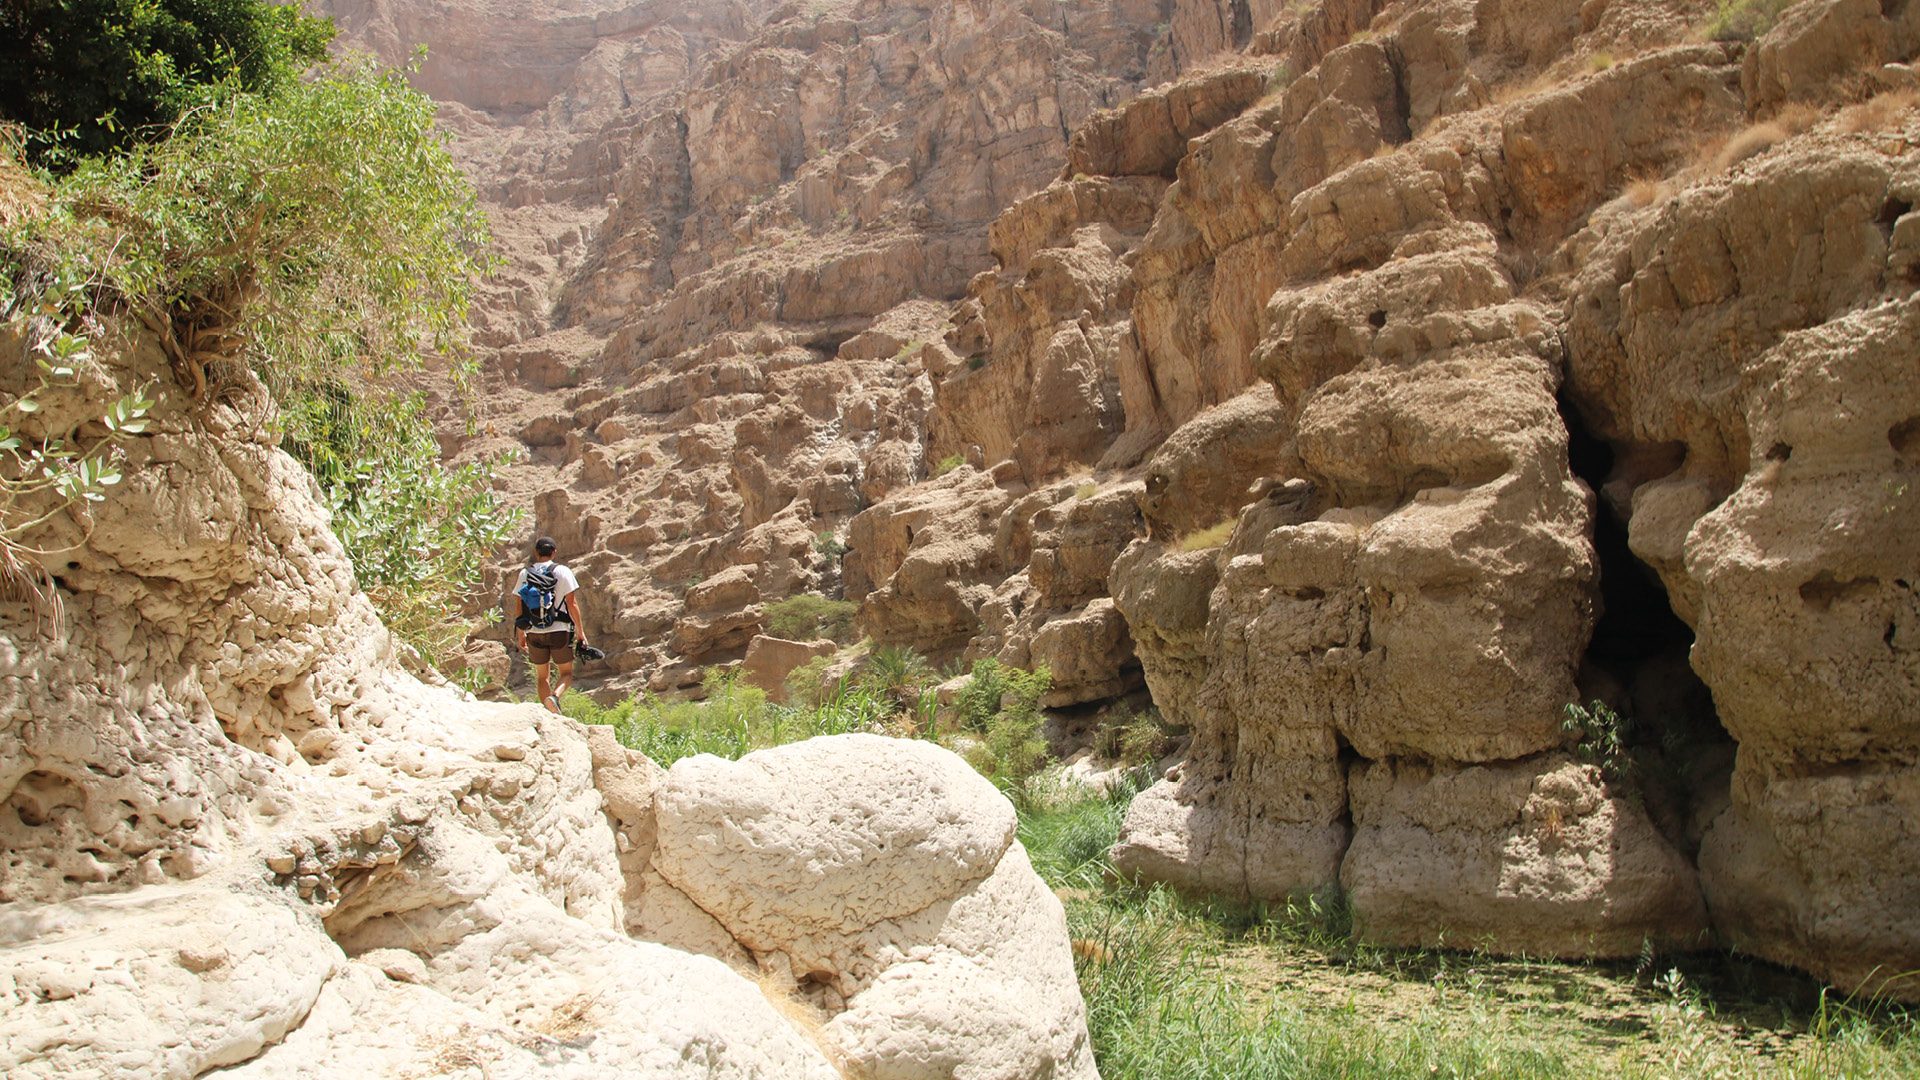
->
[511,536,591,714]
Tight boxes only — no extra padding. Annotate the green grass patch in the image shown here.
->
[764,592,856,642]
[561,668,890,766]
[1175,519,1235,551]
[563,656,1920,1078]
[1016,784,1920,1080]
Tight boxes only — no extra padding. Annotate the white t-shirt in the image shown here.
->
[515,561,580,631]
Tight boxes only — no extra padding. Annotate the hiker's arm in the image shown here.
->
[565,593,587,645]
[511,593,527,650]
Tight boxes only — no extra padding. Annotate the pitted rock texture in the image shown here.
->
[0,318,1097,1075]
[1566,131,1920,996]
[847,0,1919,995]
[655,735,1097,1079]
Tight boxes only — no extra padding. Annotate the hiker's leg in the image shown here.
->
[534,659,554,711]
[553,660,574,703]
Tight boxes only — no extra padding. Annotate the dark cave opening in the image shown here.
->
[1563,409,1697,684]
[1560,395,1731,847]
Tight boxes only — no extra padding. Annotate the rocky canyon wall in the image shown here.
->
[884,0,1919,997]
[316,0,1918,1001]
[0,312,1096,1075]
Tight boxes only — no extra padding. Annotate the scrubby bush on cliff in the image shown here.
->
[22,55,488,397]
[1700,0,1795,42]
[0,49,510,667]
[765,592,857,642]
[0,180,157,607]
[282,389,519,666]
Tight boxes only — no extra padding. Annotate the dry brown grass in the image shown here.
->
[407,1025,501,1078]
[1710,121,1787,171]
[1072,938,1116,965]
[0,125,47,229]
[1774,101,1820,135]
[1840,89,1920,134]
[755,967,849,1077]
[1622,171,1669,209]
[1175,519,1236,552]
[531,991,602,1043]
[1491,69,1558,106]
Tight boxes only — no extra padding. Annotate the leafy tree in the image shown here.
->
[0,0,334,164]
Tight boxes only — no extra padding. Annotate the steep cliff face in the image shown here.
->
[841,0,1920,997]
[315,0,1919,998]
[319,0,1189,692]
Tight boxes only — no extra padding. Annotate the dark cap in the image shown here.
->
[534,536,557,556]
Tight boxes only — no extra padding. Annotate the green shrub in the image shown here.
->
[812,530,847,558]
[932,453,965,476]
[10,54,489,402]
[283,389,520,668]
[566,667,895,767]
[859,643,934,711]
[954,659,1052,805]
[1561,699,1635,785]
[1,54,496,653]
[1702,0,1794,42]
[964,701,1050,808]
[955,657,1048,732]
[1093,707,1180,765]
[0,252,156,603]
[765,593,857,642]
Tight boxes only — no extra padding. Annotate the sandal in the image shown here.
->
[543,694,561,714]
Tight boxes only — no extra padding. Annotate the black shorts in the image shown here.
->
[525,630,573,665]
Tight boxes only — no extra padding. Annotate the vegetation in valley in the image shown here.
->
[0,2,513,667]
[567,652,1920,1078]
[764,592,858,643]
[1699,0,1797,43]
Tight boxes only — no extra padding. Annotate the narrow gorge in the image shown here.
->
[3,0,1918,1076]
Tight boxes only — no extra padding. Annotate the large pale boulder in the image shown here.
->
[653,734,1096,1080]
[0,308,1102,1074]
[0,888,337,1078]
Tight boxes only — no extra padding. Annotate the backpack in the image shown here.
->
[515,562,564,630]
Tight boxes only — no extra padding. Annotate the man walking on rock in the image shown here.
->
[511,536,590,713]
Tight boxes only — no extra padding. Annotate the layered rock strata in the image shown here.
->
[316,0,1919,999]
[840,0,1920,995]
[317,0,1189,693]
